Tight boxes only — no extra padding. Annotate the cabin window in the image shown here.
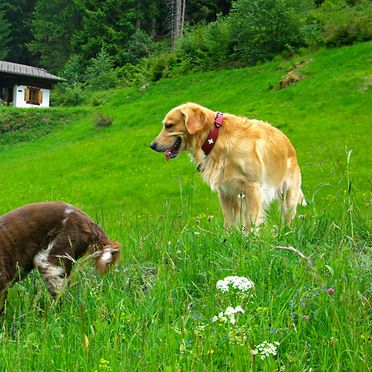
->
[24,87,43,105]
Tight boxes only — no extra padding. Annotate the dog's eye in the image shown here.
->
[165,123,173,129]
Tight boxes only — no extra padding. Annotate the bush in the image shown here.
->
[314,0,372,46]
[52,83,85,107]
[94,112,112,128]
[86,47,118,90]
[120,30,158,64]
[227,0,313,64]
[116,60,151,87]
[176,24,212,70]
[60,54,85,84]
[204,16,233,65]
[148,52,177,81]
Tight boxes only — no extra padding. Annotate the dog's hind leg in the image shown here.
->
[242,182,263,230]
[281,178,304,227]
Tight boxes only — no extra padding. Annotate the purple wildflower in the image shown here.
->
[327,288,335,295]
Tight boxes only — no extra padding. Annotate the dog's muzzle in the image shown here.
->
[150,137,182,160]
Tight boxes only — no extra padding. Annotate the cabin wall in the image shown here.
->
[13,85,50,108]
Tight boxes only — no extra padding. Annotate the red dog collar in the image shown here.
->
[201,112,223,156]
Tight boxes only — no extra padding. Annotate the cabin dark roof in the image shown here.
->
[0,61,63,82]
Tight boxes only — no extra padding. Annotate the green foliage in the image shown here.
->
[0,10,11,59]
[53,83,85,107]
[86,47,118,90]
[27,0,79,73]
[59,54,85,84]
[0,108,74,144]
[313,0,372,46]
[0,0,36,64]
[228,0,313,63]
[149,52,177,81]
[116,60,151,87]
[121,29,158,64]
[72,0,137,65]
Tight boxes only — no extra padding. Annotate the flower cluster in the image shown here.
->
[212,306,245,325]
[216,276,255,293]
[251,341,280,360]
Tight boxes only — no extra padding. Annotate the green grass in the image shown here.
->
[0,42,371,370]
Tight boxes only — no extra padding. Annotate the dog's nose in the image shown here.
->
[150,142,157,151]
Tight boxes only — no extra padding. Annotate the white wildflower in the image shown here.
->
[216,276,255,293]
[251,341,280,360]
[212,305,245,325]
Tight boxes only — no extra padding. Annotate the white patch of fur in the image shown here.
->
[260,184,276,209]
[62,205,74,225]
[34,241,54,269]
[34,241,66,296]
[98,249,114,265]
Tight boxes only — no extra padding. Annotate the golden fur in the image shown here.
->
[150,102,306,229]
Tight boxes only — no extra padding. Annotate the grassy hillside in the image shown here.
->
[0,42,370,370]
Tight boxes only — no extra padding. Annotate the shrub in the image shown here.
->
[313,0,372,46]
[148,52,177,81]
[121,30,157,64]
[116,60,151,87]
[227,0,314,64]
[94,112,113,128]
[176,24,212,70]
[204,16,233,66]
[86,47,118,90]
[60,54,85,84]
[52,82,85,107]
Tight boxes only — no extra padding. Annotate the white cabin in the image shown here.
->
[0,61,62,108]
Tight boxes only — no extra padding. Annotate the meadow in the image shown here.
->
[0,42,370,370]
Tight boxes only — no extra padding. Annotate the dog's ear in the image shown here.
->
[181,105,206,134]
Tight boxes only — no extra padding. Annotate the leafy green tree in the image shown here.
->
[72,0,137,65]
[0,0,36,64]
[122,30,158,63]
[60,54,85,83]
[86,47,117,90]
[28,0,81,72]
[0,10,11,60]
[228,0,314,63]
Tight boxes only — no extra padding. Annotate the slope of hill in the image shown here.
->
[0,42,370,222]
[0,42,370,370]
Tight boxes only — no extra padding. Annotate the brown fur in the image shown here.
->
[0,202,120,304]
[150,102,306,230]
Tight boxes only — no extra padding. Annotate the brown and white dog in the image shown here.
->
[0,202,120,305]
[150,102,306,229]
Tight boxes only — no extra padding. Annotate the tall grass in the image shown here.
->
[0,42,370,370]
[0,174,369,370]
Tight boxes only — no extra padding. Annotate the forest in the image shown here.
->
[0,0,371,104]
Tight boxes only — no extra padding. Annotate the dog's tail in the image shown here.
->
[299,189,307,206]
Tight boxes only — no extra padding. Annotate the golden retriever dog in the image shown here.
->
[150,102,306,229]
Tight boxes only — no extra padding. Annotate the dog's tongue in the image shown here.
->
[165,149,173,161]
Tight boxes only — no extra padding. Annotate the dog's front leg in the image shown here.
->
[218,189,240,229]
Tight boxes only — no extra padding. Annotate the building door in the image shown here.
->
[2,87,13,105]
